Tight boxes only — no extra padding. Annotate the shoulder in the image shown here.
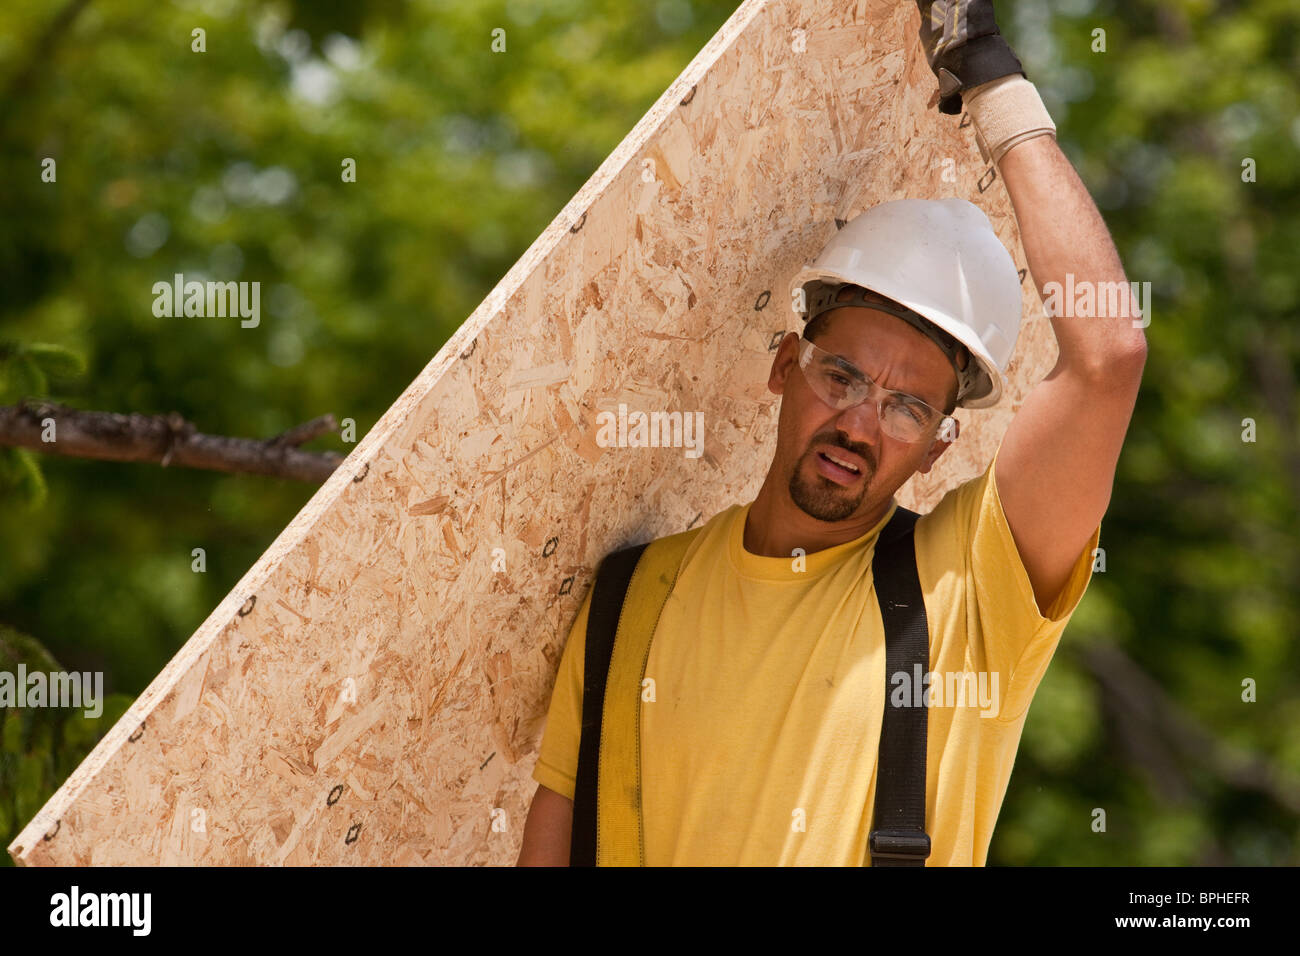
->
[605,504,740,591]
[650,505,737,563]
[641,521,710,583]
[914,459,995,554]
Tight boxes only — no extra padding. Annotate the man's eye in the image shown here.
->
[828,373,853,387]
[890,399,927,424]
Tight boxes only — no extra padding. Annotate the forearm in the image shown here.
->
[908,0,1147,372]
[997,134,1149,369]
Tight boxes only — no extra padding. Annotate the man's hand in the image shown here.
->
[914,0,1024,114]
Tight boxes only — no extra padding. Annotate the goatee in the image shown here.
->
[788,448,872,522]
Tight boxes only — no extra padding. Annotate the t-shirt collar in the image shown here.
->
[728,499,899,581]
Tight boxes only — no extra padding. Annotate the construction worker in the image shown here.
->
[518,0,1147,865]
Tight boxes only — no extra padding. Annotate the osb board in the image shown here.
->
[11,0,1056,866]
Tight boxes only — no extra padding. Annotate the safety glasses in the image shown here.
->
[796,336,958,444]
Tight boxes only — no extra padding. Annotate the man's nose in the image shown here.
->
[834,396,882,447]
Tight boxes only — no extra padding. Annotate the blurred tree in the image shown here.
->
[0,624,133,860]
[992,0,1300,865]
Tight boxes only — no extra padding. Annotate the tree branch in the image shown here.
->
[2,0,95,107]
[1078,642,1300,816]
[1246,341,1300,507]
[269,414,339,448]
[0,400,345,483]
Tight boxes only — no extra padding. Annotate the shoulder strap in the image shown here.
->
[570,527,701,866]
[869,504,933,866]
[570,541,646,867]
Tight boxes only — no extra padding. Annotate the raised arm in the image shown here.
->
[911,0,1147,614]
[992,134,1146,615]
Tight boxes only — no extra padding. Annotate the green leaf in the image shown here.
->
[1,708,22,753]
[22,343,87,380]
[4,355,47,401]
[0,624,64,673]
[5,448,48,509]
[15,752,47,823]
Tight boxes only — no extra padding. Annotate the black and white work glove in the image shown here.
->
[913,0,1025,115]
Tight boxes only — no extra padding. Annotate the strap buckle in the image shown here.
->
[868,829,932,861]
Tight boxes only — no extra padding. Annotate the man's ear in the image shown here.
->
[917,434,953,475]
[768,331,801,395]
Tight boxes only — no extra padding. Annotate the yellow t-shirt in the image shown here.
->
[532,445,1100,865]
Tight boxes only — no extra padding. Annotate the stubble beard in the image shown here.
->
[787,446,874,523]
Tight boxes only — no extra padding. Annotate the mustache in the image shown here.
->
[808,435,874,471]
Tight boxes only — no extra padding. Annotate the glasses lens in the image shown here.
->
[802,342,857,408]
[880,395,937,442]
[801,339,942,444]
[811,366,858,407]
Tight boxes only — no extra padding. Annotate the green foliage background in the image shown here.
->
[1,0,1296,865]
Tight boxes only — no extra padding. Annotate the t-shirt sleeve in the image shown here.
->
[531,585,592,801]
[961,443,1101,723]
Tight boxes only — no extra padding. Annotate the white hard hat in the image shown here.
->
[789,198,1022,409]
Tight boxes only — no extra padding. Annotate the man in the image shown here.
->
[518,1,1146,865]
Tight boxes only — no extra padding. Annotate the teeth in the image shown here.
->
[825,452,859,473]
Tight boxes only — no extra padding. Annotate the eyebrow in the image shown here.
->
[816,350,936,409]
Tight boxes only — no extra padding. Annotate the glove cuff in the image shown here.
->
[933,33,1025,115]
[965,74,1056,165]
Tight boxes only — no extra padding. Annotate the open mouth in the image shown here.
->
[815,449,862,483]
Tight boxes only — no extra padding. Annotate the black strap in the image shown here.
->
[869,505,932,866]
[569,542,648,867]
